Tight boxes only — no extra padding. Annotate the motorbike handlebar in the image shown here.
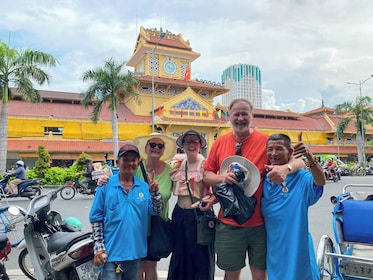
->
[24,214,37,228]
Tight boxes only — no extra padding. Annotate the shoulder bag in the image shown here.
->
[185,161,216,246]
[140,161,173,259]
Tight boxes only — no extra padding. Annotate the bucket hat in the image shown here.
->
[220,156,260,197]
[176,130,207,148]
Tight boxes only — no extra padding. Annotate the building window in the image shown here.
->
[44,127,63,135]
[346,137,353,144]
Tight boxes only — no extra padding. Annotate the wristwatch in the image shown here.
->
[287,164,292,172]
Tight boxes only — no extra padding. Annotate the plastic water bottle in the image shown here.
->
[232,163,245,187]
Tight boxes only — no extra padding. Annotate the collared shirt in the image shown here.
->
[90,174,163,261]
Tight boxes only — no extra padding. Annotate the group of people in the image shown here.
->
[89,98,326,280]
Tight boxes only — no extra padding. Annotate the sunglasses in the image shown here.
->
[148,142,165,149]
[236,142,242,156]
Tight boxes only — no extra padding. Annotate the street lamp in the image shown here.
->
[346,74,373,167]
[151,31,166,133]
[334,111,340,160]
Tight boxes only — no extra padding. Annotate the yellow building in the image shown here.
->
[5,27,373,168]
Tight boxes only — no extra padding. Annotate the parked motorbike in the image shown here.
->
[24,186,100,280]
[0,233,11,280]
[0,175,42,200]
[18,214,83,280]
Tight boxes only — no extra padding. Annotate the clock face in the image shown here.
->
[163,60,177,75]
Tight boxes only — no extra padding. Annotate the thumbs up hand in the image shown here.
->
[293,132,308,158]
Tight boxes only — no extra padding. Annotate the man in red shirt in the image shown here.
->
[203,98,304,280]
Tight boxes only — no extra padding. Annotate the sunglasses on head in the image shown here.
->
[149,142,165,149]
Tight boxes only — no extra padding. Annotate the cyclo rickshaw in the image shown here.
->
[316,184,373,279]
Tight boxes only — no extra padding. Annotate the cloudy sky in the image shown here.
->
[1,0,373,113]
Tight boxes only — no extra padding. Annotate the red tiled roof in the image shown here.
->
[252,115,332,131]
[7,99,149,122]
[302,106,334,116]
[308,145,373,154]
[150,35,190,50]
[137,75,226,90]
[254,108,299,119]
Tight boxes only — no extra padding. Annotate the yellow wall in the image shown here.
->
[8,117,151,141]
[259,129,328,145]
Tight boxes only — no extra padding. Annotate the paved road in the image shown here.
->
[4,176,371,279]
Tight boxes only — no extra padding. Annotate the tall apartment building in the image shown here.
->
[221,64,262,108]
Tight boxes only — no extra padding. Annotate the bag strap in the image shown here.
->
[140,161,149,184]
[185,161,199,221]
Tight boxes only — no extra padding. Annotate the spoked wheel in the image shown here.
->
[60,186,76,200]
[18,248,36,280]
[316,235,337,279]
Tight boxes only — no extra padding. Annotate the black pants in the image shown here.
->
[167,204,215,280]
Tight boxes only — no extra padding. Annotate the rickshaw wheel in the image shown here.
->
[316,235,336,279]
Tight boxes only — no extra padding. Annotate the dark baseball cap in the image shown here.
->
[117,144,140,158]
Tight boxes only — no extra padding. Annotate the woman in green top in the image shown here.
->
[134,133,177,280]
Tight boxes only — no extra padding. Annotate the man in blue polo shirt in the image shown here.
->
[90,144,163,280]
[261,133,325,280]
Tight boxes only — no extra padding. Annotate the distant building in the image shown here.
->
[221,64,262,108]
[4,28,372,169]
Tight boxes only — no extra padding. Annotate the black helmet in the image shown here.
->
[84,158,91,163]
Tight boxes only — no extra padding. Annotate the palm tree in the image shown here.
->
[0,41,57,172]
[335,95,373,167]
[81,58,140,164]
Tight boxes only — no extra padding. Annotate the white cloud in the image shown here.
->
[1,0,373,112]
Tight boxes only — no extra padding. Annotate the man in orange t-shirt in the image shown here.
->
[203,98,304,280]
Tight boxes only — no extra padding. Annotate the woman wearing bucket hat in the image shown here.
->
[133,133,177,280]
[167,130,215,280]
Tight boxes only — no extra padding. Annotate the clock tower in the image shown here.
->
[127,27,200,79]
[126,26,229,147]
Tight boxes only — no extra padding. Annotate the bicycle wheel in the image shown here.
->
[18,248,36,280]
[60,186,76,200]
[0,206,26,247]
[316,235,337,279]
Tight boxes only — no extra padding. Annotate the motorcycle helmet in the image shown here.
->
[61,216,82,231]
[16,160,24,167]
[84,158,91,164]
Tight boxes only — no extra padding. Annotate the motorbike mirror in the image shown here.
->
[8,206,20,216]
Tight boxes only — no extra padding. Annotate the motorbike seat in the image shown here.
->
[18,179,41,192]
[18,179,41,189]
[47,231,92,254]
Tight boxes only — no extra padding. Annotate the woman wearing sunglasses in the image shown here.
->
[134,133,177,280]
